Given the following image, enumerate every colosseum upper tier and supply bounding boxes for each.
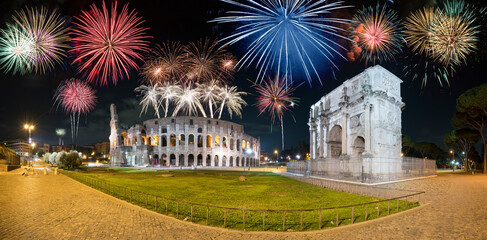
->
[109,104,261,167]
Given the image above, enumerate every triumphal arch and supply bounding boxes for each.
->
[308,65,404,182]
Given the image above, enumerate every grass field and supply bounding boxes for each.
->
[64,168,417,231]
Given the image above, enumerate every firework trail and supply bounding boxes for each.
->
[352,4,404,65]
[217,85,247,119]
[213,0,352,85]
[71,1,150,86]
[253,76,298,149]
[54,79,97,143]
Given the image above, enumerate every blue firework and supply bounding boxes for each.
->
[213,0,353,85]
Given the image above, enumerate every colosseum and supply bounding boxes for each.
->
[109,104,261,167]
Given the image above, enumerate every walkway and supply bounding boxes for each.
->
[0,169,486,239]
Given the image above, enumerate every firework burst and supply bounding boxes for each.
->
[217,85,247,119]
[353,4,404,65]
[54,79,97,143]
[135,84,163,118]
[404,7,437,56]
[253,76,298,149]
[12,7,69,74]
[172,83,207,117]
[0,24,34,74]
[71,1,150,86]
[213,0,352,85]
[429,2,478,67]
[197,80,222,118]
[185,38,233,83]
[141,41,187,84]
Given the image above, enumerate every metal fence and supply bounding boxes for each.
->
[288,157,436,184]
[62,170,424,232]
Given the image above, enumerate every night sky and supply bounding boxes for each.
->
[0,0,485,154]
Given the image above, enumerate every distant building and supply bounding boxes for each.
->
[35,144,50,155]
[50,145,71,153]
[95,142,110,155]
[2,139,32,160]
[0,145,20,171]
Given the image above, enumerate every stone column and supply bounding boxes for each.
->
[341,114,348,155]
[365,103,372,153]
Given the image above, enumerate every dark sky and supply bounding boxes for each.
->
[0,0,485,154]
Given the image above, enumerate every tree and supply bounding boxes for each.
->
[43,153,51,165]
[451,84,487,173]
[57,151,81,169]
[444,128,480,171]
[402,135,415,156]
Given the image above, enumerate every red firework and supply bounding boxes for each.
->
[71,1,150,86]
[253,76,297,123]
[55,79,97,114]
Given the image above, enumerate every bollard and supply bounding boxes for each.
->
[43,167,47,175]
[54,168,58,175]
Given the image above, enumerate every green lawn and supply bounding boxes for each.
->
[64,168,417,231]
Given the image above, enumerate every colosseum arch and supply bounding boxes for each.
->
[197,135,203,147]
[162,154,167,166]
[179,134,186,145]
[170,154,176,165]
[206,154,211,166]
[222,156,227,167]
[222,137,228,148]
[236,156,240,166]
[133,136,137,145]
[162,135,167,147]
[215,136,221,146]
[327,125,342,158]
[230,139,234,150]
[179,154,185,166]
[214,155,219,166]
[237,140,241,151]
[188,154,194,166]
[197,154,203,166]
[242,140,246,150]
[152,135,159,146]
[206,135,212,147]
[170,134,176,147]
[230,156,234,167]
[188,134,195,145]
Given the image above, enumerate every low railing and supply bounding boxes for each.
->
[62,170,423,232]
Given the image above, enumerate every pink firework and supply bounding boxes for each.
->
[56,78,97,114]
[71,1,150,86]
[253,76,298,150]
[254,76,297,122]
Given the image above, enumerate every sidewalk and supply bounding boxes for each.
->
[0,170,486,239]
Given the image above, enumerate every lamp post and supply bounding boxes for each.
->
[24,124,34,143]
[274,149,278,163]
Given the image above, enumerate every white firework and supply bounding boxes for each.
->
[172,83,207,117]
[135,84,163,118]
[197,79,223,118]
[217,85,247,119]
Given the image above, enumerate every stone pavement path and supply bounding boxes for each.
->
[1,170,486,239]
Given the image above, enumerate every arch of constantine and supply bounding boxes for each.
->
[307,65,406,182]
[109,104,261,168]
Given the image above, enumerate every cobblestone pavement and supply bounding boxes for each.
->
[1,170,486,239]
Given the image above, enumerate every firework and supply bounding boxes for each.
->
[217,85,247,119]
[402,52,452,87]
[404,8,437,56]
[160,82,182,118]
[213,0,352,85]
[0,24,34,74]
[354,4,404,65]
[253,76,298,149]
[71,1,150,86]
[185,38,233,83]
[429,2,478,67]
[56,128,66,145]
[141,41,187,84]
[54,79,97,143]
[172,83,207,117]
[135,84,163,118]
[12,7,69,74]
[197,80,222,118]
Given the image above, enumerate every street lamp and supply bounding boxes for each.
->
[274,150,278,163]
[24,124,35,143]
[296,154,301,160]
